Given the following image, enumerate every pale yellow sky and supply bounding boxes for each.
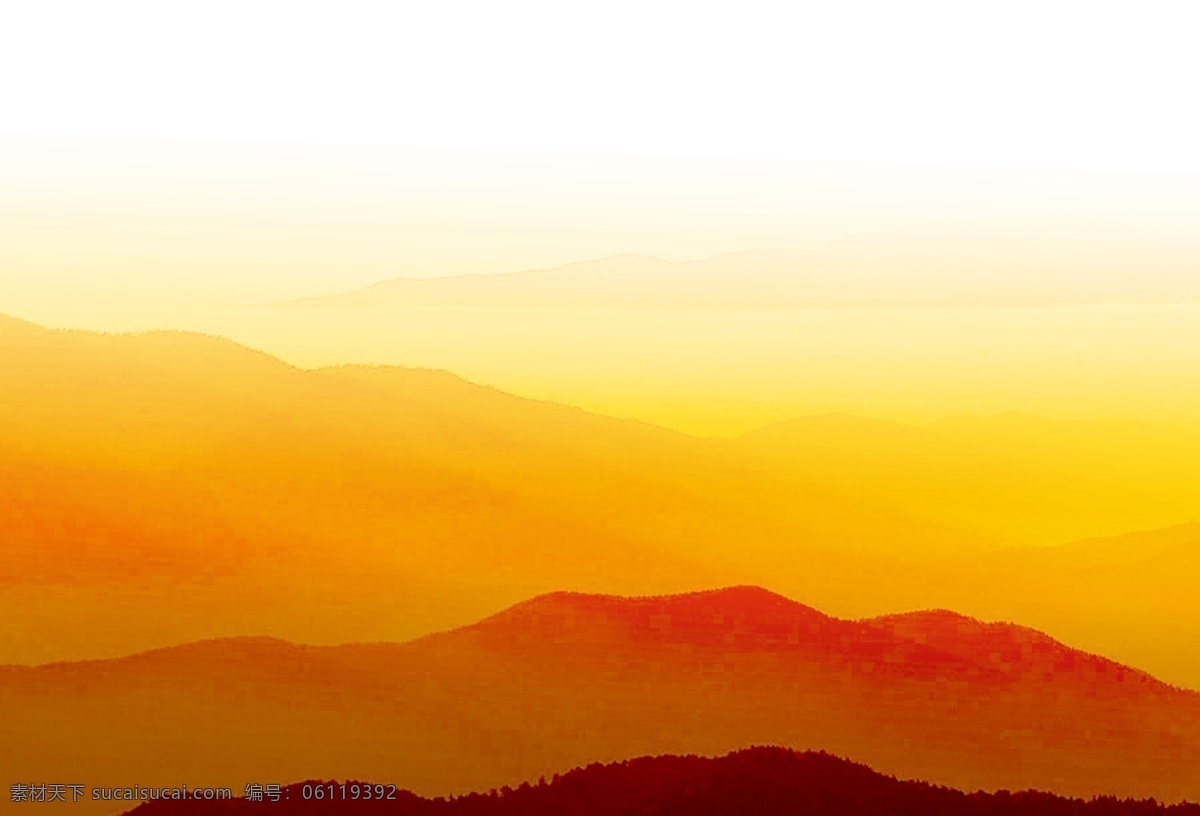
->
[2,1,1200,304]
[2,147,1199,305]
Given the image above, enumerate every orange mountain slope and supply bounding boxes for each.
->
[0,313,968,661]
[818,524,1200,690]
[3,314,1200,689]
[5,588,1199,816]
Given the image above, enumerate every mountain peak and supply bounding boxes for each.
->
[439,587,860,660]
[866,609,1173,691]
[485,585,818,623]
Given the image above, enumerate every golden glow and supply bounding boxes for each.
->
[5,3,1200,808]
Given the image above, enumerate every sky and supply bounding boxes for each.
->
[3,0,1200,304]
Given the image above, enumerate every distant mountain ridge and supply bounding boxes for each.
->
[123,747,1200,816]
[287,234,1200,309]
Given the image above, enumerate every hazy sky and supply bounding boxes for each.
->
[3,0,1199,303]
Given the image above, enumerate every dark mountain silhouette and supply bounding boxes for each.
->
[124,748,1200,816]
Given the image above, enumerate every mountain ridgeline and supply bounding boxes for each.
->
[289,235,1200,309]
[124,748,1200,816]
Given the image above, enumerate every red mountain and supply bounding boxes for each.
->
[5,588,1199,814]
